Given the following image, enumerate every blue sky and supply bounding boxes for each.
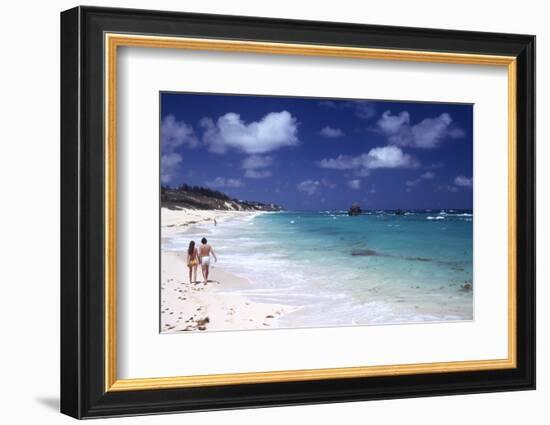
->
[161,92,473,211]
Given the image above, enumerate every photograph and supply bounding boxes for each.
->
[57,4,536,418]
[160,92,474,333]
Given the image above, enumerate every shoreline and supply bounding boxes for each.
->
[161,207,265,238]
[161,208,294,333]
[160,207,473,331]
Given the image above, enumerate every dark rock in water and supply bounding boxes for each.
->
[461,283,473,291]
[348,203,362,216]
[395,209,405,215]
[351,249,379,256]
[406,256,433,262]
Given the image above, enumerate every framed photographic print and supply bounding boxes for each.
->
[60,6,535,419]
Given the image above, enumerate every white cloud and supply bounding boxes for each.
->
[319,146,417,175]
[318,100,376,120]
[160,115,198,183]
[244,169,272,179]
[433,176,471,193]
[353,101,377,120]
[161,153,182,184]
[348,179,361,190]
[454,175,473,187]
[405,171,436,191]
[435,184,459,193]
[377,111,410,135]
[161,114,199,149]
[376,111,464,149]
[205,177,242,188]
[241,154,273,170]
[319,155,357,170]
[367,146,416,168]
[297,179,321,195]
[200,111,299,154]
[412,114,464,148]
[319,126,344,138]
[241,155,273,179]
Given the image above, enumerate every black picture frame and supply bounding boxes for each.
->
[61,5,535,419]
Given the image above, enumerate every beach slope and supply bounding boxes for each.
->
[161,208,292,333]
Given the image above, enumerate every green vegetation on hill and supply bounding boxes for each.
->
[161,184,284,212]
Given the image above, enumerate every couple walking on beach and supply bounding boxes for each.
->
[187,237,217,284]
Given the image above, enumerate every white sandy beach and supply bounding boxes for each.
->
[160,207,293,333]
[161,207,253,238]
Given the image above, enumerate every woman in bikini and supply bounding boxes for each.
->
[186,240,199,284]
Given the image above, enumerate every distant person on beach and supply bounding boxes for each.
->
[186,241,199,284]
[198,237,217,284]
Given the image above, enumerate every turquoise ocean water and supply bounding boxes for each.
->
[163,209,473,327]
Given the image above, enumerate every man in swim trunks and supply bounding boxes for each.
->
[198,237,217,284]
